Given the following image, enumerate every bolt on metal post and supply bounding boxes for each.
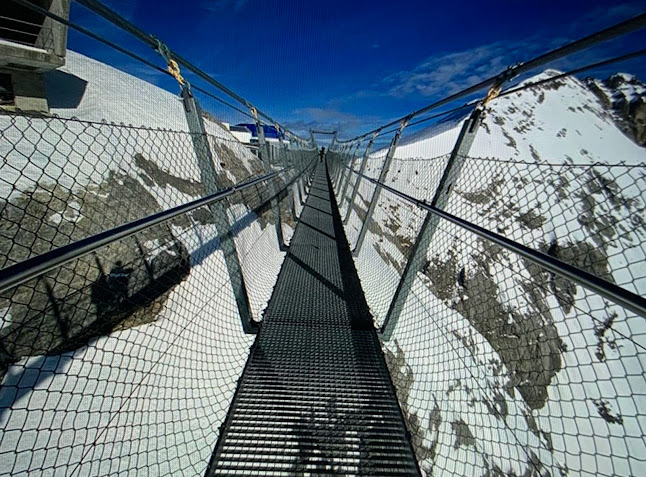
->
[353,118,409,256]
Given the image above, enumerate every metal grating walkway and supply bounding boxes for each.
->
[205,164,421,476]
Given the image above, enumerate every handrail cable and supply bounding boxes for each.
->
[310,130,337,135]
[361,48,646,147]
[343,165,646,321]
[0,169,293,296]
[498,48,646,98]
[345,13,646,142]
[72,0,300,137]
[8,0,259,122]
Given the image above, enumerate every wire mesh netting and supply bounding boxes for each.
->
[329,71,646,476]
[0,109,317,475]
[2,0,646,475]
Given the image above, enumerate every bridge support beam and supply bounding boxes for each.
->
[338,141,360,205]
[337,144,350,189]
[380,105,483,340]
[181,86,257,333]
[310,129,317,150]
[332,145,346,190]
[336,144,349,191]
[353,118,409,256]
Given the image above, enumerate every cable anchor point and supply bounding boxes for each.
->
[152,37,187,87]
[482,62,522,106]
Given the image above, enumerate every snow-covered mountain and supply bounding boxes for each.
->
[585,73,646,146]
[0,51,297,475]
[341,69,646,476]
[1,46,644,477]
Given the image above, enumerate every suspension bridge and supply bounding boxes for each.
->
[1,1,646,476]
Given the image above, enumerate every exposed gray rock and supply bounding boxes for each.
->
[591,398,623,425]
[384,341,439,470]
[423,238,565,410]
[451,419,475,449]
[585,74,646,146]
[0,169,191,373]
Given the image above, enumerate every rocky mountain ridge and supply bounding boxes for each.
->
[585,72,646,146]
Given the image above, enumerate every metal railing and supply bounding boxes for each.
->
[0,109,317,477]
[0,0,645,475]
[0,113,316,476]
[0,13,55,52]
[0,0,318,475]
[328,12,646,476]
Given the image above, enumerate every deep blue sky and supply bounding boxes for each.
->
[68,0,646,140]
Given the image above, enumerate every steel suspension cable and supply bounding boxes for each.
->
[341,165,646,320]
[73,0,298,135]
[345,13,646,142]
[498,48,646,98]
[8,0,258,122]
[0,170,286,296]
[366,49,646,146]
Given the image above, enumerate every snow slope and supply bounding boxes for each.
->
[0,51,294,475]
[339,70,646,476]
[1,51,257,201]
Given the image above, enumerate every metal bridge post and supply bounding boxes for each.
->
[329,131,337,152]
[334,144,346,189]
[180,86,257,333]
[275,123,288,167]
[341,144,351,185]
[344,132,378,224]
[276,127,300,227]
[310,130,317,150]
[336,143,348,190]
[353,118,409,256]
[297,174,305,206]
[339,141,362,208]
[380,105,484,340]
[337,143,350,189]
[252,108,287,251]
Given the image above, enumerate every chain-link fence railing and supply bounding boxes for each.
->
[329,62,646,476]
[0,108,317,475]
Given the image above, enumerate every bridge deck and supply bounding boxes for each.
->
[206,164,420,476]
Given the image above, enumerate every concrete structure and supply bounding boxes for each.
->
[228,124,253,144]
[0,0,71,113]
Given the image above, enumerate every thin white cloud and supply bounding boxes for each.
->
[370,2,644,100]
[381,40,544,99]
[284,107,384,139]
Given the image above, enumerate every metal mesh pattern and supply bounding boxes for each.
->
[0,112,267,268]
[3,2,646,474]
[329,76,646,476]
[445,157,646,294]
[207,165,420,476]
[0,109,317,475]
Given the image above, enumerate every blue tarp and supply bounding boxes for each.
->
[235,123,284,140]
